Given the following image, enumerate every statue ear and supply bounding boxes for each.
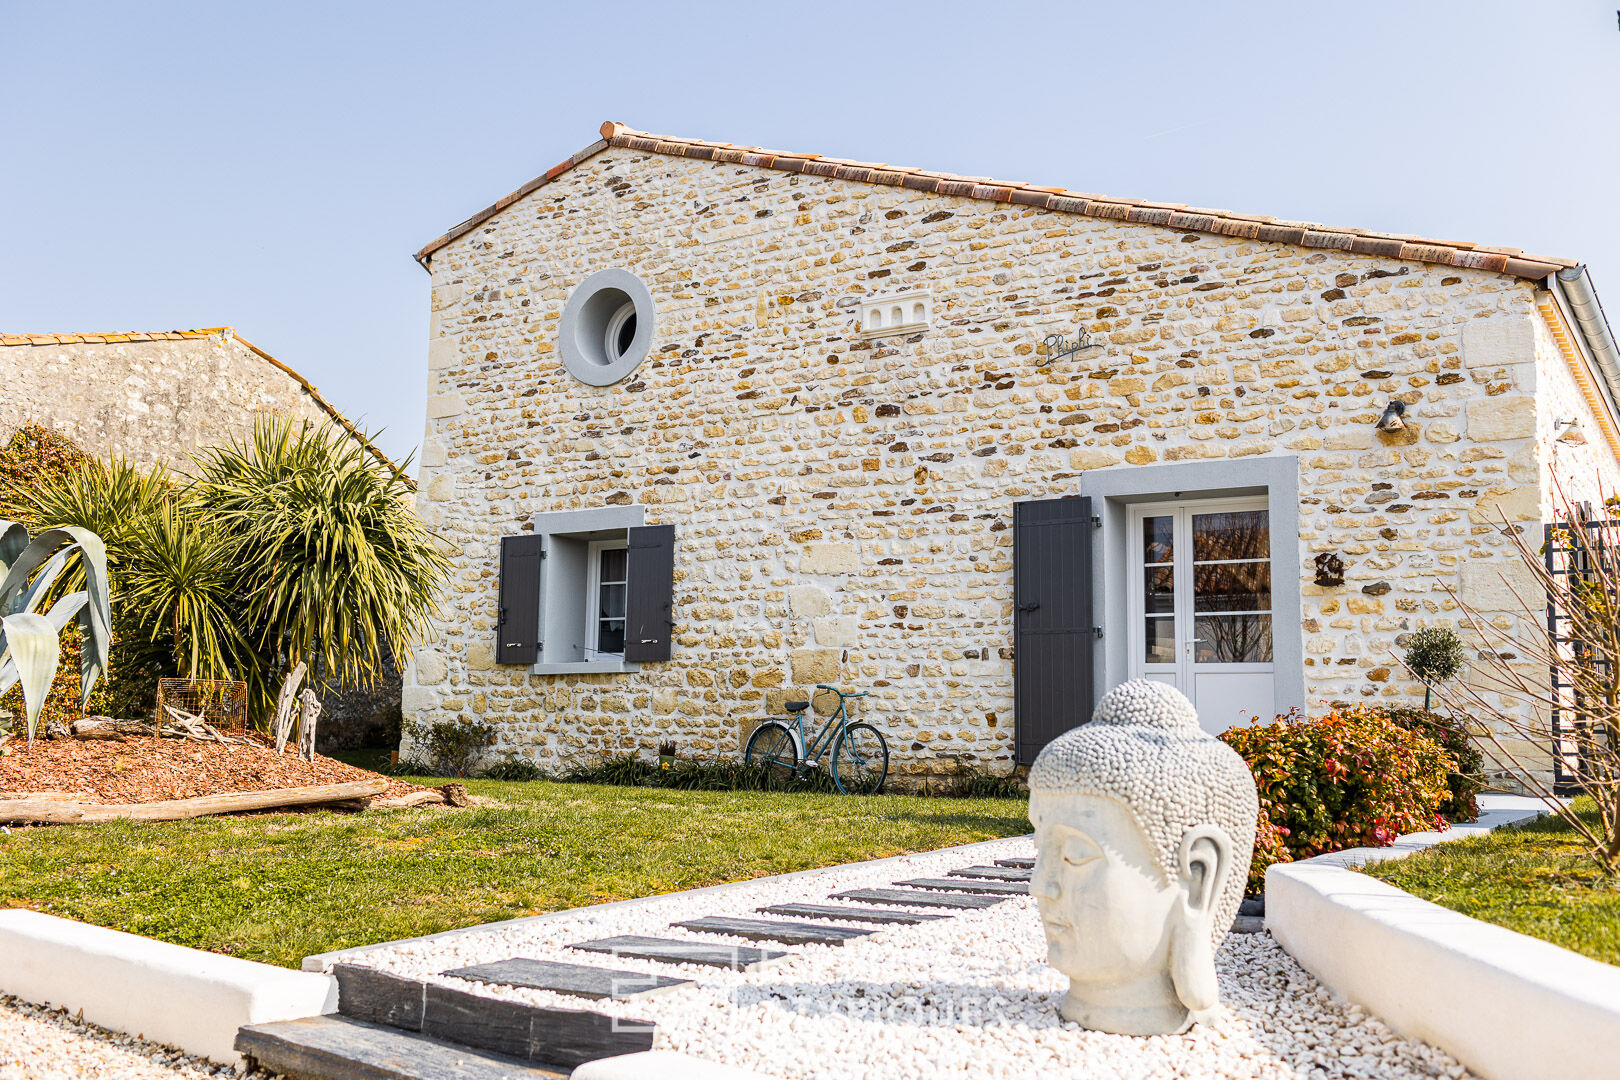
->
[1168,824,1234,1013]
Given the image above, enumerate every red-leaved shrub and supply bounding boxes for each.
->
[1221,705,1456,894]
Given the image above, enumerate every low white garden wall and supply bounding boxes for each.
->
[0,909,336,1064]
[1266,794,1620,1080]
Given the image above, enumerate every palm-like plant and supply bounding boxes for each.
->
[119,501,248,681]
[193,416,446,690]
[0,521,112,743]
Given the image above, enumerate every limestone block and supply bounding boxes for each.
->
[1069,448,1121,471]
[790,648,842,685]
[1466,396,1535,442]
[813,615,859,647]
[412,648,448,685]
[401,686,438,715]
[426,393,466,419]
[1458,559,1543,614]
[428,337,460,370]
[789,585,833,617]
[420,440,447,467]
[1468,485,1540,524]
[425,472,455,502]
[651,688,678,714]
[465,640,496,671]
[1323,427,1376,451]
[801,543,859,575]
[1461,314,1534,369]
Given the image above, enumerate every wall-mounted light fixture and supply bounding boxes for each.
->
[1555,417,1587,445]
[1375,400,1408,433]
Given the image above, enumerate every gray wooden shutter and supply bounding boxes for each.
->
[1013,497,1095,765]
[624,524,675,662]
[497,535,543,665]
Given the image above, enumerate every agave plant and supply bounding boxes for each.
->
[0,521,112,744]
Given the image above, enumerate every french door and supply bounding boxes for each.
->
[1128,497,1274,733]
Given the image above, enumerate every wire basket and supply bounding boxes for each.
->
[154,678,250,732]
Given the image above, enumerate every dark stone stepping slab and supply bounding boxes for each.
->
[335,963,427,1030]
[674,915,873,946]
[569,934,788,971]
[996,857,1035,869]
[948,865,1033,881]
[332,963,655,1069]
[831,887,1004,909]
[895,877,1029,896]
[237,1015,570,1079]
[445,958,692,1001]
[758,902,950,925]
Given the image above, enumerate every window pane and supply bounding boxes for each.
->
[1193,562,1271,613]
[1193,614,1272,663]
[1192,510,1268,562]
[598,582,626,620]
[1142,515,1173,565]
[1145,566,1175,614]
[599,547,628,583]
[1144,616,1175,664]
[597,619,625,655]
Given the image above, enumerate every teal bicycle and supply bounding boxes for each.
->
[744,684,889,795]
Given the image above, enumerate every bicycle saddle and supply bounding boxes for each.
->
[784,700,810,712]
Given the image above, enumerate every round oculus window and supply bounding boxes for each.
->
[558,269,655,386]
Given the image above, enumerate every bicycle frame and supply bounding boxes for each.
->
[783,688,851,765]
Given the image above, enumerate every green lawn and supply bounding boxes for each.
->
[1365,799,1620,967]
[0,775,1029,968]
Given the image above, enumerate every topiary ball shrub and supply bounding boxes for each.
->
[1221,705,1457,887]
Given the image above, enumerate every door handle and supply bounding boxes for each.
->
[1018,602,1041,613]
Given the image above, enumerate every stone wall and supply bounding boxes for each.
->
[0,330,335,473]
[406,147,1620,780]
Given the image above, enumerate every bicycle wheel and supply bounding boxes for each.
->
[831,722,888,795]
[744,721,800,786]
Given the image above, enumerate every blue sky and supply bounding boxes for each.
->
[4,1,1617,470]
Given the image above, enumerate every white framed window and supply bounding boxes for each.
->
[585,539,629,659]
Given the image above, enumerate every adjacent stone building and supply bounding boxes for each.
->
[0,326,395,475]
[405,121,1620,783]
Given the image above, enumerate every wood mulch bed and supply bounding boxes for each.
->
[0,732,425,804]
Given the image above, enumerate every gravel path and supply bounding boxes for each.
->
[335,837,1477,1080]
[0,995,266,1080]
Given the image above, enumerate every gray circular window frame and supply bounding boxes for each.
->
[558,268,657,387]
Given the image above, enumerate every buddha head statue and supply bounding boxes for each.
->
[1028,680,1258,1036]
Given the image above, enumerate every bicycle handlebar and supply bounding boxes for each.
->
[814,684,869,698]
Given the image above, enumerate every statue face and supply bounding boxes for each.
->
[1030,792,1181,988]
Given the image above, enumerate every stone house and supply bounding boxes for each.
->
[405,121,1620,782]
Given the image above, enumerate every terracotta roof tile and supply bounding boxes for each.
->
[412,122,1584,281]
[0,327,408,485]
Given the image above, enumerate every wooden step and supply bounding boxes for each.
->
[673,915,872,946]
[893,877,1029,896]
[757,902,949,925]
[236,1015,570,1080]
[948,865,1033,882]
[445,958,691,1001]
[569,934,788,971]
[995,857,1035,869]
[332,963,655,1069]
[830,888,1004,910]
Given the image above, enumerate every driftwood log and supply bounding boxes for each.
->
[71,717,153,741]
[373,789,447,809]
[273,663,308,754]
[0,778,389,825]
[296,688,321,763]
